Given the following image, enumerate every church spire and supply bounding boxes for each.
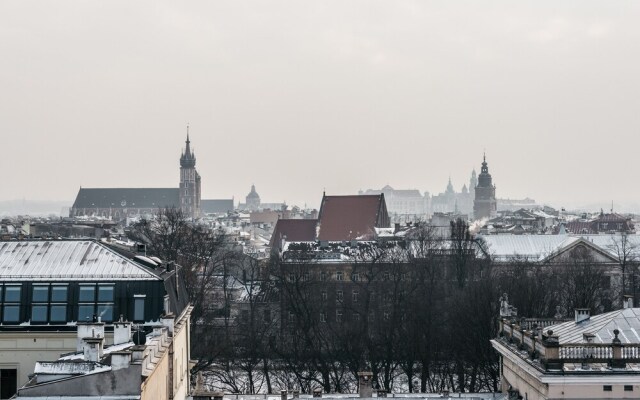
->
[180,126,196,168]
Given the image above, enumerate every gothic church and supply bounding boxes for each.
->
[70,134,202,219]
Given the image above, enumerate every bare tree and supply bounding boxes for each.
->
[608,233,640,305]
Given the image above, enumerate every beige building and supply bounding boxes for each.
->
[492,304,640,400]
[0,239,192,399]
[14,305,192,400]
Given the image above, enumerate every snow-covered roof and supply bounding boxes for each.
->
[59,342,135,361]
[0,240,161,281]
[546,308,640,344]
[478,234,640,262]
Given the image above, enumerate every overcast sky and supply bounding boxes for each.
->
[1,1,639,210]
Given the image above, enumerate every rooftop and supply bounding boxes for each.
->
[0,240,160,281]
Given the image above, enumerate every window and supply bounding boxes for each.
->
[320,271,327,281]
[624,385,633,392]
[336,271,343,281]
[351,273,360,282]
[603,385,612,392]
[336,309,343,323]
[353,312,360,321]
[2,285,21,323]
[320,312,326,323]
[29,284,67,323]
[303,272,310,282]
[78,284,114,322]
[288,311,295,323]
[352,291,359,302]
[383,311,390,321]
[321,291,327,301]
[134,295,146,322]
[383,272,390,281]
[0,368,17,399]
[288,273,295,282]
[336,291,343,302]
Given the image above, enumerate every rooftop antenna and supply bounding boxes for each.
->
[611,200,614,213]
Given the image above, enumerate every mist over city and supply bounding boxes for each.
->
[1,2,640,400]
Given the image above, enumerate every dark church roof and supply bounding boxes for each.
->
[317,195,390,241]
[270,219,318,247]
[201,199,235,214]
[71,188,179,209]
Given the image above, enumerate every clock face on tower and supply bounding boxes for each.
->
[121,200,127,207]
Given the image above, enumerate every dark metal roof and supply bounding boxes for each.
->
[71,188,179,209]
[270,219,318,247]
[201,199,234,214]
[317,195,390,241]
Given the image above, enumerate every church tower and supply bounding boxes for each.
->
[469,169,478,195]
[179,130,201,218]
[473,154,497,220]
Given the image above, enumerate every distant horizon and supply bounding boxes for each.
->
[1,2,638,212]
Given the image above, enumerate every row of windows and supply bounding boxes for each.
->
[321,290,359,302]
[289,271,412,282]
[320,290,405,303]
[0,283,146,324]
[316,310,392,323]
[603,385,633,391]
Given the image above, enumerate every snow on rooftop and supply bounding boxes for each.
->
[0,241,160,281]
[59,341,135,361]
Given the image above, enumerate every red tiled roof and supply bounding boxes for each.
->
[596,213,629,222]
[565,221,596,234]
[317,195,390,241]
[269,219,318,247]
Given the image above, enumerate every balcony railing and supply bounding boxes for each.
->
[497,317,640,370]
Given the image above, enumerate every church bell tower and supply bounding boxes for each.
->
[179,129,201,218]
[473,153,497,220]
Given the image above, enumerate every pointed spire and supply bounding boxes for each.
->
[180,125,196,168]
[185,125,192,156]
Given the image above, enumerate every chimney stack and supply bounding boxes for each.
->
[111,351,132,370]
[357,372,373,398]
[575,308,590,324]
[113,315,132,345]
[82,336,104,362]
[624,295,634,309]
[76,320,105,351]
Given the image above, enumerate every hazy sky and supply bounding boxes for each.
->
[1,1,639,210]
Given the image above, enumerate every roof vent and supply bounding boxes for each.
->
[575,308,590,324]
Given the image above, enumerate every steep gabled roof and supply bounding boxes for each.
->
[317,195,390,241]
[270,219,318,247]
[72,188,179,209]
[0,240,161,281]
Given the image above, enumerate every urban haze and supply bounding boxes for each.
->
[1,1,639,212]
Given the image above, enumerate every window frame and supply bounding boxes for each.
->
[78,283,115,322]
[2,284,22,323]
